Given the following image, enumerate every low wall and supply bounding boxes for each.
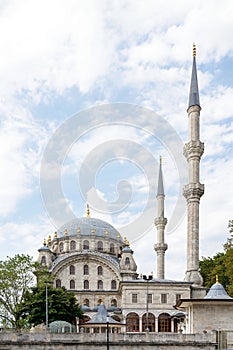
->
[0,331,217,350]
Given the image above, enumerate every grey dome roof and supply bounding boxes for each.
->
[204,282,232,300]
[122,246,132,253]
[57,217,123,242]
[38,245,51,252]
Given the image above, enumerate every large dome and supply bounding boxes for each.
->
[57,217,123,242]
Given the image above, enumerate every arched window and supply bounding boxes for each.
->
[142,312,155,332]
[83,298,90,307]
[83,240,89,250]
[83,264,89,275]
[84,280,89,290]
[41,256,46,265]
[97,280,103,290]
[158,313,171,332]
[70,240,76,251]
[110,243,115,253]
[97,241,103,251]
[56,279,61,288]
[125,257,130,265]
[70,265,75,275]
[111,280,117,290]
[126,312,139,332]
[111,299,117,307]
[59,242,64,252]
[97,266,103,275]
[70,280,75,289]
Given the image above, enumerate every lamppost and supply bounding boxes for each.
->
[45,281,53,330]
[106,315,110,350]
[45,282,49,330]
[143,274,153,332]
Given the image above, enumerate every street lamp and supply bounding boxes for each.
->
[106,315,110,350]
[45,281,53,330]
[143,274,153,332]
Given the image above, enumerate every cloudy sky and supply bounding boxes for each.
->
[0,0,233,280]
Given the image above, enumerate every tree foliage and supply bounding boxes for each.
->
[0,254,36,328]
[21,285,83,327]
[199,220,233,296]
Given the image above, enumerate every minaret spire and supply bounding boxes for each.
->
[188,44,200,109]
[154,157,167,279]
[183,45,204,285]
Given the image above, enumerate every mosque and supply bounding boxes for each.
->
[37,46,233,336]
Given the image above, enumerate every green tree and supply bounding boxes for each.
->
[199,252,228,288]
[21,285,83,326]
[199,220,233,296]
[0,254,36,328]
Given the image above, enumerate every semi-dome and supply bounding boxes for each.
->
[57,217,123,242]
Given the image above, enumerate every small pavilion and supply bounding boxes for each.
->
[81,303,125,333]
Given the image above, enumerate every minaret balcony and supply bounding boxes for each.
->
[154,217,167,228]
[183,141,204,160]
[154,243,168,253]
[183,183,204,201]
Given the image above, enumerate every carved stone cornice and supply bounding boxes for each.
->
[154,243,168,253]
[154,217,167,227]
[187,105,201,114]
[183,140,204,160]
[183,183,204,201]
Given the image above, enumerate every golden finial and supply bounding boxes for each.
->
[160,155,162,165]
[105,229,109,236]
[193,43,196,57]
[140,273,142,279]
[54,231,57,238]
[117,232,121,239]
[43,238,46,246]
[216,275,219,284]
[77,227,81,234]
[47,235,51,243]
[91,228,95,235]
[64,229,68,235]
[86,203,90,218]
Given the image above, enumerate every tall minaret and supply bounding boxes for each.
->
[183,45,204,285]
[154,157,168,279]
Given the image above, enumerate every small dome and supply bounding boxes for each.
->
[122,246,132,253]
[57,217,123,242]
[204,282,232,299]
[38,245,51,252]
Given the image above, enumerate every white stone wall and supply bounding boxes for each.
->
[187,303,233,334]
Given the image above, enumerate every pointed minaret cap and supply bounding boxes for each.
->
[157,156,165,196]
[188,44,200,109]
